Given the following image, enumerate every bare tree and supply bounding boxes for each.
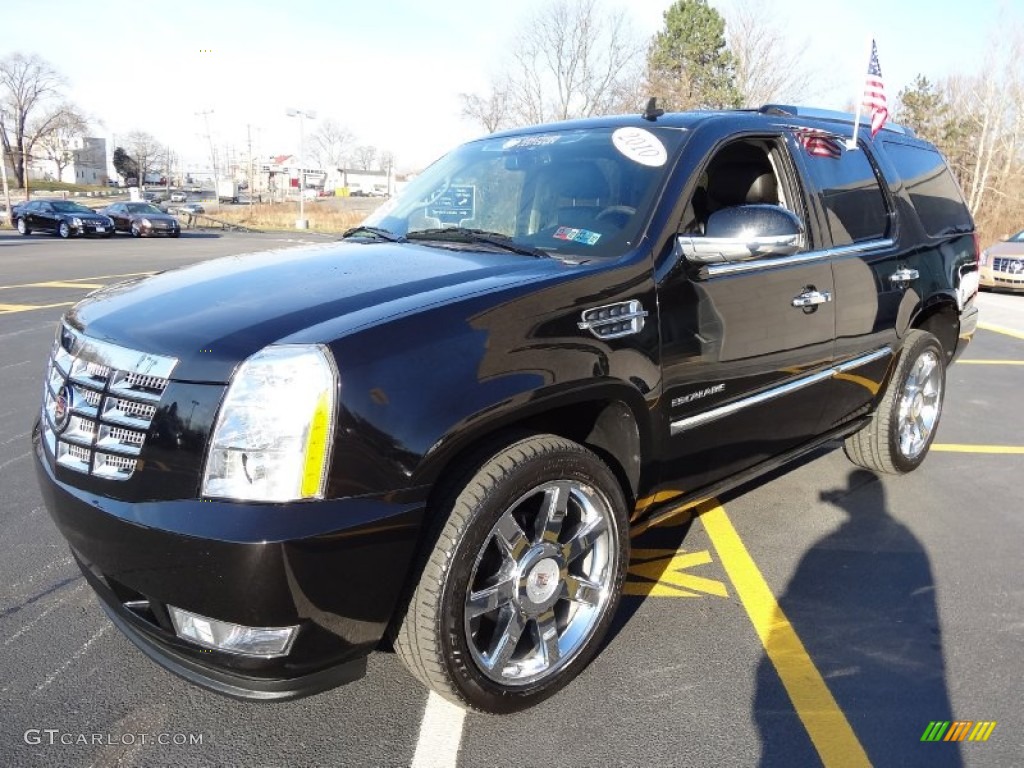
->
[122,130,162,186]
[724,0,812,106]
[462,0,644,131]
[351,145,377,171]
[0,52,67,189]
[34,104,88,183]
[460,85,511,133]
[310,119,354,169]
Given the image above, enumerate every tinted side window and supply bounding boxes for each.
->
[882,141,973,236]
[797,140,889,246]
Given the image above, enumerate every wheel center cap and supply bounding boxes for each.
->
[525,558,561,604]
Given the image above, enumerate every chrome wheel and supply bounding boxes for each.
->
[58,221,71,238]
[464,478,617,686]
[897,349,942,460]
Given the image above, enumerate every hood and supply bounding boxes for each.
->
[68,241,560,382]
[985,240,1024,258]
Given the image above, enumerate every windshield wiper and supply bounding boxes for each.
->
[341,225,406,242]
[406,227,548,258]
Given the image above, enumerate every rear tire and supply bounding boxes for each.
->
[843,330,946,474]
[394,434,628,713]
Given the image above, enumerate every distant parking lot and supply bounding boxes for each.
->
[1,232,1021,767]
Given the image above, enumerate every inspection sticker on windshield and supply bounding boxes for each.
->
[612,127,667,167]
[554,227,601,245]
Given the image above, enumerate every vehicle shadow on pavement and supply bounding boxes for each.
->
[753,469,962,767]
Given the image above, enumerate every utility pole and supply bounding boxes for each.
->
[196,110,219,189]
[0,109,12,226]
[247,124,254,212]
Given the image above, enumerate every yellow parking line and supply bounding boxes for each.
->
[957,359,1024,365]
[931,444,1024,454]
[978,321,1024,341]
[701,504,871,768]
[28,281,105,289]
[0,301,75,314]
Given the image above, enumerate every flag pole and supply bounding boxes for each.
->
[846,35,874,150]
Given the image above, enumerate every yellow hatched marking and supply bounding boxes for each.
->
[625,548,728,598]
[0,271,153,291]
[28,281,105,289]
[0,301,75,314]
[931,444,1024,454]
[701,503,871,768]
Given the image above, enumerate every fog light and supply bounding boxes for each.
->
[168,606,298,657]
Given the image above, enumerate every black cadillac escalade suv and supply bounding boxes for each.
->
[33,105,979,713]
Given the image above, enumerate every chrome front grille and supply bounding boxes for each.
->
[992,257,1024,274]
[41,323,177,481]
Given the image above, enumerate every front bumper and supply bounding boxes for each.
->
[75,221,112,236]
[33,429,427,701]
[980,263,1024,291]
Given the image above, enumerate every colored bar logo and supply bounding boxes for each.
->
[921,721,997,742]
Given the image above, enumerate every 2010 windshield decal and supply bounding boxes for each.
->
[612,128,668,167]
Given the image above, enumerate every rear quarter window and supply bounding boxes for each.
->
[797,139,889,246]
[882,141,973,236]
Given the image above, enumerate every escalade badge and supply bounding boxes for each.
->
[52,384,74,434]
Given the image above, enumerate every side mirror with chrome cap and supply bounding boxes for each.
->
[679,204,804,264]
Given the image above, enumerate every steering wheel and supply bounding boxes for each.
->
[594,205,637,225]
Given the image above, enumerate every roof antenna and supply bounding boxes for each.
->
[642,97,664,122]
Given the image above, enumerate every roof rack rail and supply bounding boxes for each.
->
[758,104,915,137]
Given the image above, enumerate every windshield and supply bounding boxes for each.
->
[364,125,686,258]
[51,201,93,213]
[1009,230,1024,243]
[125,203,162,214]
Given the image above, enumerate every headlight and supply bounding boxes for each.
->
[71,217,83,226]
[141,217,152,227]
[201,345,338,502]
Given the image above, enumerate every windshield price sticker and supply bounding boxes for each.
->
[426,185,476,224]
[612,127,668,167]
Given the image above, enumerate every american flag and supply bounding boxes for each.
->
[863,39,888,136]
[795,129,842,159]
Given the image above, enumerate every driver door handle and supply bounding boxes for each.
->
[791,289,832,308]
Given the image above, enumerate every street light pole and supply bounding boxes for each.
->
[286,108,316,229]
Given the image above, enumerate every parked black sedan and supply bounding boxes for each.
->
[14,200,115,238]
[100,202,181,237]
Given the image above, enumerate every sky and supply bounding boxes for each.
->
[5,0,1012,175]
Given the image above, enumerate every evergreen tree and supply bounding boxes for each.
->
[647,0,741,110]
[112,146,138,184]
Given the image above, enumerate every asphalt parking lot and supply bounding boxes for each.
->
[1,229,1021,767]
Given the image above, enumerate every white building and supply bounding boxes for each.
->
[29,136,108,185]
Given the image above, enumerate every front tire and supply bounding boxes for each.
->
[844,330,946,474]
[58,221,71,239]
[395,434,628,713]
[16,217,30,235]
[130,222,141,237]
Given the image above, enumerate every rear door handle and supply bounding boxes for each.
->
[791,289,832,308]
[889,268,920,288]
